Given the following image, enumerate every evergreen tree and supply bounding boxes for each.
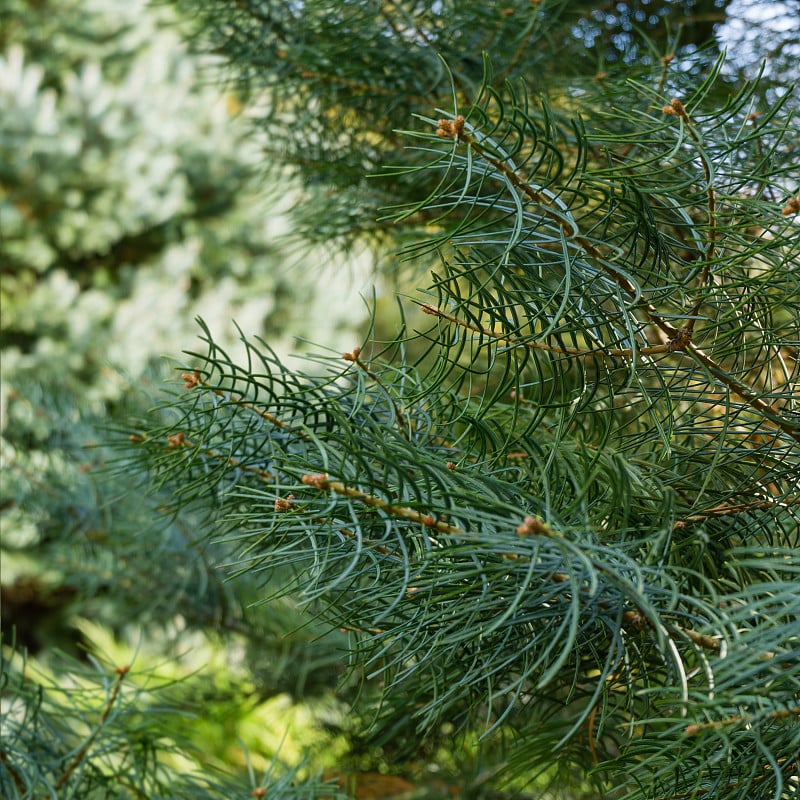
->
[4,1,799,798]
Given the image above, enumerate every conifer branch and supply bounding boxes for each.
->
[181,371,294,432]
[437,115,683,344]
[435,115,800,444]
[673,496,798,530]
[297,474,727,654]
[117,10,799,793]
[660,98,718,336]
[133,430,275,482]
[684,342,800,443]
[300,473,463,535]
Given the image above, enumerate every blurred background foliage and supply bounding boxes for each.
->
[1,0,798,798]
[0,0,371,793]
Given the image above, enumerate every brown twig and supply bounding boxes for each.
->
[674,496,798,530]
[440,119,684,346]
[420,302,677,358]
[684,342,800,443]
[54,665,130,791]
[0,748,26,795]
[685,705,800,737]
[343,347,411,442]
[301,472,463,535]
[661,99,718,336]
[299,474,724,652]
[181,371,292,432]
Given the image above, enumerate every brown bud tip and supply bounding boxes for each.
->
[181,370,201,389]
[502,6,515,15]
[781,196,800,216]
[115,664,130,675]
[422,514,437,527]
[436,115,465,139]
[517,515,547,536]
[167,432,185,447]
[662,53,675,64]
[252,790,267,798]
[685,724,701,737]
[301,472,329,490]
[662,104,676,115]
[446,461,457,470]
[274,496,294,512]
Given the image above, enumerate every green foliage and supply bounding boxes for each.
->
[128,2,800,798]
[172,0,771,251]
[0,641,345,799]
[1,0,367,795]
[3,1,800,799]
[0,0,367,392]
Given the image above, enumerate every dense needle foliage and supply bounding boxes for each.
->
[127,1,800,797]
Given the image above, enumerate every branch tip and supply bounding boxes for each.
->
[436,115,465,139]
[302,472,330,490]
[181,370,201,389]
[781,196,800,216]
[517,515,551,536]
[274,494,295,512]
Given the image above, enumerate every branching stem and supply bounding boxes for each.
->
[299,474,724,653]
[420,302,676,358]
[182,371,292,430]
[53,665,129,791]
[301,472,463,534]
[435,121,800,443]
[685,705,800,737]
[453,125,683,344]
[674,496,798,530]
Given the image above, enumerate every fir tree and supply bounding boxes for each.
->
[4,1,799,799]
